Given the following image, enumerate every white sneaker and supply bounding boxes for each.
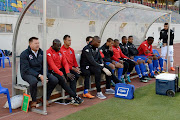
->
[105,88,115,94]
[96,92,106,99]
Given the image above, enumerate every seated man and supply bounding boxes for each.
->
[112,39,135,83]
[47,39,83,105]
[136,37,158,78]
[80,36,112,99]
[60,35,80,93]
[100,38,123,81]
[20,37,58,108]
[86,36,120,88]
[127,36,151,82]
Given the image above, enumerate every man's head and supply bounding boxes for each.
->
[29,37,39,52]
[128,36,133,43]
[52,39,61,52]
[122,36,128,44]
[63,35,71,47]
[106,38,114,47]
[164,23,168,30]
[147,37,154,45]
[86,36,93,44]
[113,39,120,48]
[91,36,101,48]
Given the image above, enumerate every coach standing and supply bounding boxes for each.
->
[159,23,175,71]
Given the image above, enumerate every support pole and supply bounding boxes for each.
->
[42,0,47,115]
[166,13,171,72]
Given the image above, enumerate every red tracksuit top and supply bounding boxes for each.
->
[60,45,79,70]
[47,47,70,76]
[137,40,153,56]
[111,46,129,62]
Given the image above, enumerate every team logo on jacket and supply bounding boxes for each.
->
[70,50,72,54]
[117,87,129,97]
[29,54,33,60]
[59,53,62,56]
[47,53,51,56]
[85,49,89,52]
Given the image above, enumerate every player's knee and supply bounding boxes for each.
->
[109,63,115,70]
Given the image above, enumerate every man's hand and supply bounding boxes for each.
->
[67,73,75,81]
[39,75,48,84]
[72,67,81,74]
[130,56,134,60]
[102,67,112,76]
[163,43,167,47]
[145,50,150,54]
[119,60,124,64]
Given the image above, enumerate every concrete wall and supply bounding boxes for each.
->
[0,14,18,51]
[0,14,180,54]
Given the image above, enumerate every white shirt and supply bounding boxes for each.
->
[31,50,38,57]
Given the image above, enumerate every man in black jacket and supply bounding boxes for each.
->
[100,38,124,82]
[120,36,149,82]
[80,36,112,99]
[159,23,175,71]
[128,36,151,82]
[20,37,58,108]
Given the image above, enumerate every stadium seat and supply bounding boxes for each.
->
[0,83,12,113]
[0,49,11,68]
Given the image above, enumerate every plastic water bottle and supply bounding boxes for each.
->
[157,40,162,48]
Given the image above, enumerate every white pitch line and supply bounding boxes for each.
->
[0,111,23,120]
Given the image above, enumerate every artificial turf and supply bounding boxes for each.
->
[59,83,180,120]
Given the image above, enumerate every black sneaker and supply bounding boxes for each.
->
[76,96,84,104]
[140,77,148,83]
[71,97,80,106]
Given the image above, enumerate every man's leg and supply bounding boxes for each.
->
[81,67,95,99]
[89,66,106,99]
[52,72,76,97]
[22,75,39,102]
[47,74,59,100]
[161,46,167,68]
[70,70,80,93]
[169,45,175,71]
[59,68,77,93]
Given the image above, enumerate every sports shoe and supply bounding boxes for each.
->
[83,93,95,99]
[144,76,151,81]
[155,71,160,75]
[127,76,131,83]
[76,96,84,104]
[140,77,148,83]
[96,92,106,99]
[70,97,80,106]
[105,88,115,94]
[160,70,166,73]
[121,78,125,83]
[171,67,175,71]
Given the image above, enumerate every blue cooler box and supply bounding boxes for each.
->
[115,83,135,99]
[156,73,176,95]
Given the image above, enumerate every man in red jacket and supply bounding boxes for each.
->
[112,39,135,83]
[135,37,158,77]
[60,35,80,93]
[47,39,83,105]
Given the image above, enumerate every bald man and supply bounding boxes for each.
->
[80,36,112,99]
[47,39,83,105]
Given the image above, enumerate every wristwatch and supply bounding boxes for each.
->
[38,74,42,78]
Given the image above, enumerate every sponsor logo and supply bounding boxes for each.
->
[117,87,129,97]
[29,54,33,60]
